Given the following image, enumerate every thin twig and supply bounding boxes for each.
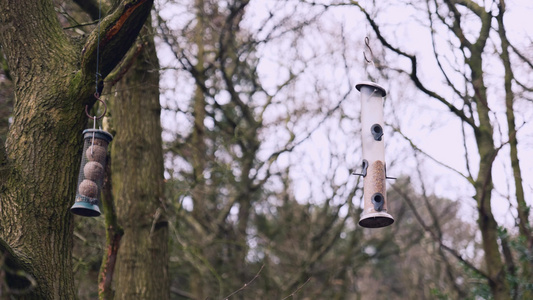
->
[281,278,311,300]
[63,20,100,30]
[389,125,474,184]
[223,265,264,300]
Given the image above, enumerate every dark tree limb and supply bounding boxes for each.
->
[441,0,473,49]
[80,0,154,89]
[0,240,35,295]
[509,43,533,70]
[105,40,145,87]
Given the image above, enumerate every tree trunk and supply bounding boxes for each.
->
[496,3,532,298]
[189,1,209,296]
[0,2,85,298]
[470,53,510,300]
[109,23,169,299]
[0,0,153,298]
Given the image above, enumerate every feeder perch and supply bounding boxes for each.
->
[356,81,394,228]
[71,129,113,217]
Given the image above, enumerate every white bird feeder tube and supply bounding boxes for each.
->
[356,81,394,228]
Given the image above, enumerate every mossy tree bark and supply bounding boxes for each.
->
[107,22,169,299]
[0,0,153,298]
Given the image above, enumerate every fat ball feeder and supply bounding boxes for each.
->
[354,81,394,228]
[71,96,113,217]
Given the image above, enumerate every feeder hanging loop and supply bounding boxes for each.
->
[85,93,107,120]
[363,36,375,65]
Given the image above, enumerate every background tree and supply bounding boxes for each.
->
[330,0,533,299]
[106,19,169,300]
[156,0,368,297]
[154,0,478,298]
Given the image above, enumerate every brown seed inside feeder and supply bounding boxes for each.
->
[84,161,104,181]
[79,179,98,198]
[86,145,106,163]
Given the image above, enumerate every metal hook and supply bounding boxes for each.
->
[85,93,107,120]
[363,36,375,65]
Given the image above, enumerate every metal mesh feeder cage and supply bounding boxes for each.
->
[356,81,394,228]
[71,129,113,217]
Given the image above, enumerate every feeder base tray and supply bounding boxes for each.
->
[359,212,394,228]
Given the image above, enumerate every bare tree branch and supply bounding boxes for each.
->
[425,0,468,101]
[390,125,474,184]
[460,120,474,179]
[391,184,489,280]
[351,1,478,130]
[223,265,264,300]
[281,278,311,300]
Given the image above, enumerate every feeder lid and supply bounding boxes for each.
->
[355,81,387,97]
[83,129,113,142]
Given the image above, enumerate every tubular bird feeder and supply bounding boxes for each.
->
[71,129,113,217]
[71,94,112,217]
[356,81,394,228]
